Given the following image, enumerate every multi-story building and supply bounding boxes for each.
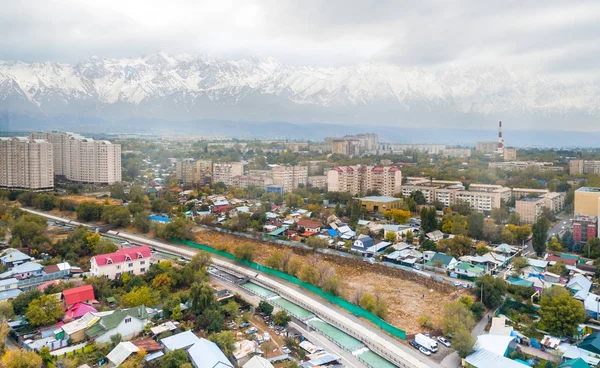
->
[231,175,273,189]
[212,162,243,186]
[265,184,284,195]
[569,160,585,175]
[541,192,565,213]
[307,175,327,189]
[476,141,498,153]
[504,148,517,161]
[574,187,600,218]
[30,131,121,184]
[90,246,151,279]
[488,161,563,172]
[515,197,546,224]
[332,138,361,156]
[456,185,512,212]
[327,166,401,196]
[377,143,446,155]
[574,215,598,243]
[442,148,472,158]
[0,137,54,190]
[175,159,211,186]
[569,160,600,175]
[512,188,549,200]
[272,165,308,192]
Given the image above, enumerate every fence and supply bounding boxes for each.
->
[172,238,407,340]
[17,270,70,289]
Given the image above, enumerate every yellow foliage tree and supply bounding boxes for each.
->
[2,349,43,368]
[384,209,411,224]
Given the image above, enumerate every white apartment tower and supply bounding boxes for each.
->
[30,131,121,184]
[272,165,308,192]
[212,162,244,186]
[176,158,212,185]
[0,137,54,190]
[327,166,402,196]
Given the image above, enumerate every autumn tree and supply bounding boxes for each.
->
[384,209,411,224]
[299,265,319,285]
[121,286,159,308]
[209,331,236,357]
[25,294,65,327]
[273,310,292,327]
[1,349,43,368]
[233,244,255,261]
[539,287,586,336]
[474,275,507,308]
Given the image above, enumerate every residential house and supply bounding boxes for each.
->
[489,316,513,336]
[62,284,95,308]
[86,306,149,343]
[426,230,444,242]
[62,311,108,343]
[0,278,21,301]
[0,261,43,279]
[465,349,529,368]
[106,342,140,367]
[64,303,98,322]
[0,249,32,267]
[90,246,151,279]
[383,225,418,242]
[494,243,517,255]
[425,252,458,270]
[352,236,375,255]
[243,356,274,368]
[579,332,600,356]
[544,271,562,284]
[506,278,535,288]
[161,330,233,368]
[567,275,592,300]
[336,225,356,240]
[559,343,600,367]
[364,241,393,256]
[384,248,423,267]
[453,262,485,279]
[559,358,591,368]
[297,219,322,233]
[584,293,600,319]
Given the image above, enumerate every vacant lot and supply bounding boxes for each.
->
[63,195,119,205]
[193,229,464,334]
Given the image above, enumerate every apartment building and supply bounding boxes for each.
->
[327,166,402,196]
[503,148,517,161]
[212,162,243,186]
[574,187,600,218]
[272,165,308,192]
[488,161,563,172]
[542,192,565,213]
[90,246,151,279]
[331,138,361,156]
[569,160,600,175]
[512,188,549,199]
[0,137,54,190]
[515,197,546,224]
[231,175,273,189]
[443,148,472,158]
[30,131,121,184]
[476,141,498,153]
[377,143,446,154]
[307,175,327,189]
[573,215,598,243]
[175,159,211,185]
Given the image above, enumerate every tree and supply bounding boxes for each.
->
[190,282,216,314]
[491,207,509,224]
[198,308,224,332]
[221,300,239,317]
[152,273,173,293]
[411,190,427,205]
[110,333,122,349]
[548,261,568,277]
[532,217,550,256]
[441,301,475,335]
[420,207,438,233]
[561,230,575,252]
[265,252,283,270]
[539,287,586,336]
[453,328,475,358]
[273,310,292,327]
[160,349,190,368]
[209,331,236,357]
[384,209,411,224]
[468,212,485,240]
[470,302,485,318]
[76,201,104,221]
[110,183,126,199]
[233,244,255,261]
[508,212,521,225]
[548,237,562,251]
[511,257,529,272]
[299,265,319,285]
[39,346,53,366]
[384,231,397,243]
[25,294,65,327]
[1,349,43,368]
[133,212,151,233]
[12,289,41,315]
[359,293,376,312]
[258,301,274,316]
[418,315,433,329]
[0,319,9,353]
[121,286,159,308]
[474,275,506,308]
[172,305,182,321]
[157,218,193,240]
[11,216,47,250]
[306,236,329,250]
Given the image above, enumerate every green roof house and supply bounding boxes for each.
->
[559,358,591,368]
[579,332,600,355]
[453,262,485,279]
[86,305,149,344]
[425,252,457,270]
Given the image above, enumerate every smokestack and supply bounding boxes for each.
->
[497,121,504,153]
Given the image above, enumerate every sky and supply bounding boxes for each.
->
[2,0,600,79]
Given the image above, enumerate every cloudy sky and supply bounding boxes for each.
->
[2,0,600,79]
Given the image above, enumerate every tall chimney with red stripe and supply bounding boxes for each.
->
[497,121,504,154]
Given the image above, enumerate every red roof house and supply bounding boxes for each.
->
[297,219,323,233]
[64,302,98,322]
[62,284,96,308]
[90,246,152,279]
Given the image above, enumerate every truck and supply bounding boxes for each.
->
[415,333,438,353]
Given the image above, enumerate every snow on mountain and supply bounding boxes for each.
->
[0,52,599,126]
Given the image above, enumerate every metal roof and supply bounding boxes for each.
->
[466,349,528,368]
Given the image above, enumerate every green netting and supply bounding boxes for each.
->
[172,239,407,340]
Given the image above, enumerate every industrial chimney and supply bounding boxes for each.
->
[497,121,504,154]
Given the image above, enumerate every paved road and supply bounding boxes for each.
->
[524,212,571,255]
[24,208,439,368]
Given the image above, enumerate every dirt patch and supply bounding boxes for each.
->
[62,195,119,205]
[193,230,466,334]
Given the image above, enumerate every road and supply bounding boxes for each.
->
[524,212,571,255]
[24,207,439,368]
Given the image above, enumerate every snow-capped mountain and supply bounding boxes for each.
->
[1,52,599,129]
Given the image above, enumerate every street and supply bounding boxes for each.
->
[524,212,571,255]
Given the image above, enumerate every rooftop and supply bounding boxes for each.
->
[576,187,600,193]
[357,196,401,203]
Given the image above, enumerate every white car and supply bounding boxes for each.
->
[437,336,451,347]
[282,347,292,354]
[419,347,431,356]
[453,281,462,287]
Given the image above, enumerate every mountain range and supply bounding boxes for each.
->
[1,52,599,136]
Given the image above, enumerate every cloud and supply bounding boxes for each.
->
[0,0,599,78]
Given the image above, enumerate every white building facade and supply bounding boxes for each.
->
[0,137,54,190]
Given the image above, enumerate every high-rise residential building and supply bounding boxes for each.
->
[573,215,598,243]
[377,143,446,154]
[574,187,600,218]
[331,138,361,156]
[0,137,54,190]
[570,160,584,175]
[176,158,211,185]
[231,175,273,189]
[515,197,546,224]
[327,166,401,196]
[476,141,498,153]
[569,160,600,175]
[504,148,517,161]
[443,148,472,158]
[30,131,121,184]
[212,162,243,186]
[488,161,563,172]
[307,175,327,189]
[272,165,308,192]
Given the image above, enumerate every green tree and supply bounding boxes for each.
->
[221,300,239,317]
[76,201,104,221]
[548,237,562,251]
[258,301,274,316]
[532,217,550,256]
[420,207,438,233]
[25,294,65,327]
[198,308,224,332]
[306,237,329,250]
[189,282,216,314]
[11,216,47,250]
[511,257,529,272]
[172,305,182,321]
[109,183,126,199]
[468,212,485,240]
[508,212,521,225]
[548,261,568,277]
[299,265,319,285]
[12,289,41,315]
[561,230,575,252]
[157,218,193,240]
[359,293,376,312]
[453,328,475,358]
[209,331,236,357]
[474,275,507,308]
[539,287,586,336]
[470,302,485,318]
[273,310,292,327]
[110,333,122,349]
[160,349,190,368]
[133,212,151,233]
[442,301,476,335]
[233,244,255,261]
[121,286,159,308]
[411,190,427,205]
[265,252,283,270]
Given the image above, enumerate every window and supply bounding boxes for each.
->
[129,263,134,267]
[116,265,121,270]
[140,261,145,265]
[140,268,146,273]
[125,318,132,323]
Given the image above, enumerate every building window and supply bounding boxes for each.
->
[140,261,145,265]
[128,263,134,267]
[125,318,132,323]
[116,265,121,270]
[140,268,145,273]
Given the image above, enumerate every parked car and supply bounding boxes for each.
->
[409,341,420,350]
[239,322,249,328]
[437,336,451,347]
[282,347,291,354]
[245,327,258,334]
[453,281,462,287]
[419,347,431,356]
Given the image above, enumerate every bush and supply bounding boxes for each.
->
[418,315,433,328]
